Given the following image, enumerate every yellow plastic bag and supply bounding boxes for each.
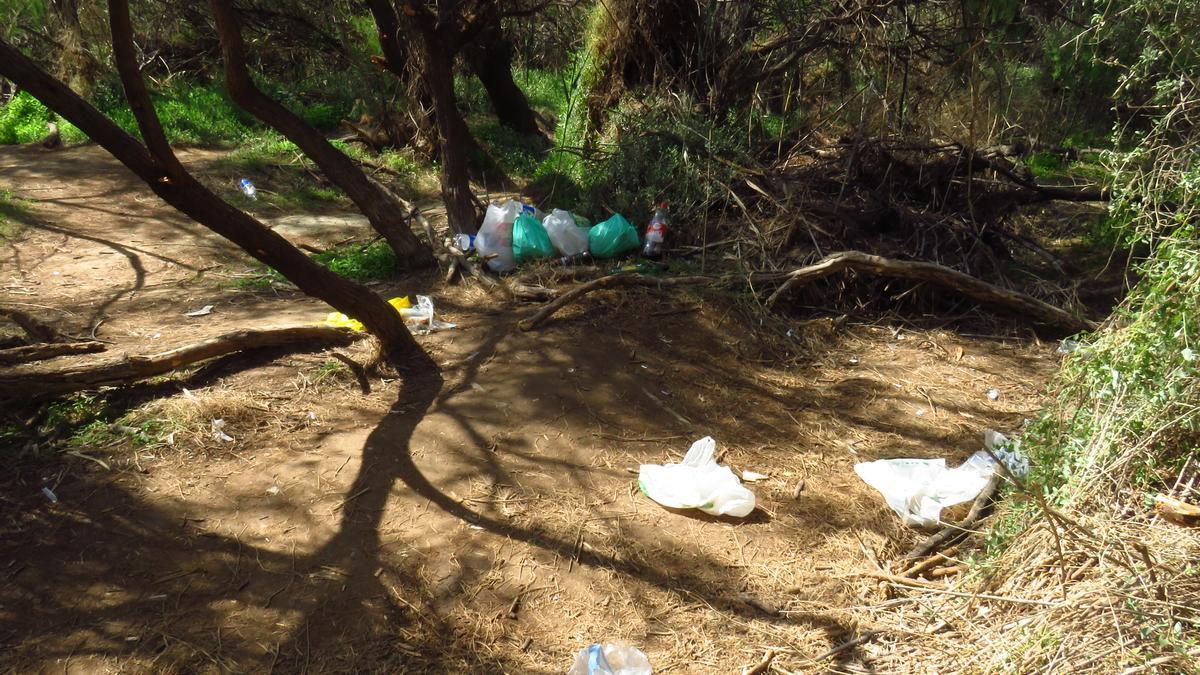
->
[323,296,411,332]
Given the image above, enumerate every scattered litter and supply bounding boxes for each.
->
[471,383,486,392]
[307,411,317,420]
[915,408,927,417]
[853,429,1028,527]
[454,233,475,253]
[166,431,175,446]
[400,295,457,334]
[638,436,756,517]
[211,419,234,442]
[986,388,1001,401]
[266,485,281,496]
[41,487,58,503]
[740,470,769,482]
[1057,339,1081,354]
[184,304,214,317]
[567,642,652,675]
[181,388,196,399]
[238,178,257,200]
[848,356,859,365]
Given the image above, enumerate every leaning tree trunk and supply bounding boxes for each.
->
[465,23,545,141]
[0,14,423,368]
[209,0,434,270]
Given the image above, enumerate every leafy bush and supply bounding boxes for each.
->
[312,241,398,282]
[0,91,53,144]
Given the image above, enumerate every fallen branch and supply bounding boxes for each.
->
[519,251,1095,334]
[0,325,362,399]
[518,274,714,330]
[0,340,107,365]
[765,251,1097,333]
[904,474,1000,560]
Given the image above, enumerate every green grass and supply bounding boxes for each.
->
[0,190,29,240]
[235,239,399,290]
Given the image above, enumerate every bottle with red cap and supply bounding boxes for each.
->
[642,202,668,259]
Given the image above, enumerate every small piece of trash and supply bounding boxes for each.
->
[211,419,234,442]
[185,304,214,317]
[266,485,281,496]
[165,431,176,446]
[848,357,859,365]
[307,411,317,420]
[986,388,1001,401]
[41,487,58,503]
[181,388,196,399]
[1057,339,1081,354]
[915,408,927,417]
[471,383,486,392]
[741,470,769,482]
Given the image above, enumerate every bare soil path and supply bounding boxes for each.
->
[0,144,1060,673]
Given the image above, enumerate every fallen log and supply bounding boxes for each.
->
[0,340,106,366]
[0,325,362,399]
[764,251,1098,333]
[0,307,63,342]
[518,251,1096,334]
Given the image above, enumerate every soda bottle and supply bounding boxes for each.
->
[642,202,668,259]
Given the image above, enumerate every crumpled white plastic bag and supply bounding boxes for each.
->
[399,295,456,334]
[567,642,651,675]
[854,429,1028,527]
[638,437,756,517]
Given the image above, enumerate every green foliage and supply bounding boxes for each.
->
[994,0,1200,518]
[311,241,398,282]
[1026,151,1063,178]
[98,84,254,146]
[0,91,53,144]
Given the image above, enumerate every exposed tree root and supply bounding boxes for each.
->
[0,325,362,399]
[519,251,1096,334]
[764,251,1097,333]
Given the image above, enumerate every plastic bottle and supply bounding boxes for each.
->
[238,178,257,200]
[642,202,668,259]
[554,252,593,266]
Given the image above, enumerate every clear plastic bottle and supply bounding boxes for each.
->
[238,178,257,200]
[642,202,668,259]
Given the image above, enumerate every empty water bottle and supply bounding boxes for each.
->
[454,233,475,253]
[642,203,668,259]
[238,178,257,200]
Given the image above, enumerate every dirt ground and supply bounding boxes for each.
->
[0,144,1063,673]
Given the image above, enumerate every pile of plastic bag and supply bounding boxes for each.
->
[323,295,456,334]
[473,199,641,273]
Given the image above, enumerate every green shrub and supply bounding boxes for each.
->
[0,91,53,144]
[312,241,398,282]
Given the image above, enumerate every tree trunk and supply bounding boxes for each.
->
[419,37,481,235]
[0,24,423,369]
[366,0,482,235]
[208,0,435,271]
[465,24,545,140]
[50,0,96,99]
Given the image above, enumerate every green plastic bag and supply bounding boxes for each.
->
[588,213,640,259]
[512,213,555,262]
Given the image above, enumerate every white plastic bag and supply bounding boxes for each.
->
[853,429,1028,527]
[567,643,652,675]
[399,294,456,334]
[544,208,590,256]
[476,200,521,272]
[638,437,756,517]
